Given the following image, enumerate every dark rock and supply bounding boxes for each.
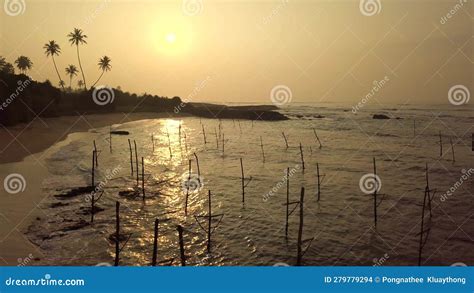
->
[50,202,69,208]
[110,130,130,135]
[373,114,390,119]
[55,186,95,198]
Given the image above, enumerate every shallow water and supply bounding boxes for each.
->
[27,104,473,266]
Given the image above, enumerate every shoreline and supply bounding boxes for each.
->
[0,112,189,265]
[0,112,191,165]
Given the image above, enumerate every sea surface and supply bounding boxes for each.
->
[26,104,474,266]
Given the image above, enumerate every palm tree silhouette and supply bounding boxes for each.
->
[14,56,33,75]
[65,65,78,89]
[43,40,65,91]
[59,80,66,88]
[77,80,84,88]
[91,56,112,88]
[67,28,88,90]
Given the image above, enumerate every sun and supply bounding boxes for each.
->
[165,33,176,44]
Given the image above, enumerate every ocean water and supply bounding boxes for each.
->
[27,104,474,266]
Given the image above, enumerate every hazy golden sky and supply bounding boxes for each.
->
[1,0,472,105]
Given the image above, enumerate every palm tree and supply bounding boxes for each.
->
[77,80,84,88]
[0,57,13,74]
[91,56,112,88]
[65,65,78,88]
[67,28,88,90]
[59,80,66,88]
[14,56,33,75]
[43,40,65,91]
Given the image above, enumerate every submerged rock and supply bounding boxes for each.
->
[373,114,390,119]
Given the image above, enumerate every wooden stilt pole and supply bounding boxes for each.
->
[207,190,212,253]
[296,187,305,266]
[299,143,305,171]
[240,158,245,203]
[260,136,265,163]
[193,153,201,185]
[285,167,289,238]
[282,132,289,149]
[373,157,377,228]
[114,201,120,266]
[177,225,186,266]
[202,124,207,145]
[151,134,155,152]
[109,126,112,153]
[128,139,133,176]
[152,219,158,266]
[90,192,95,223]
[185,159,191,216]
[313,128,322,149]
[317,163,321,201]
[142,157,145,200]
[134,140,139,186]
[93,140,98,167]
[91,150,96,187]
